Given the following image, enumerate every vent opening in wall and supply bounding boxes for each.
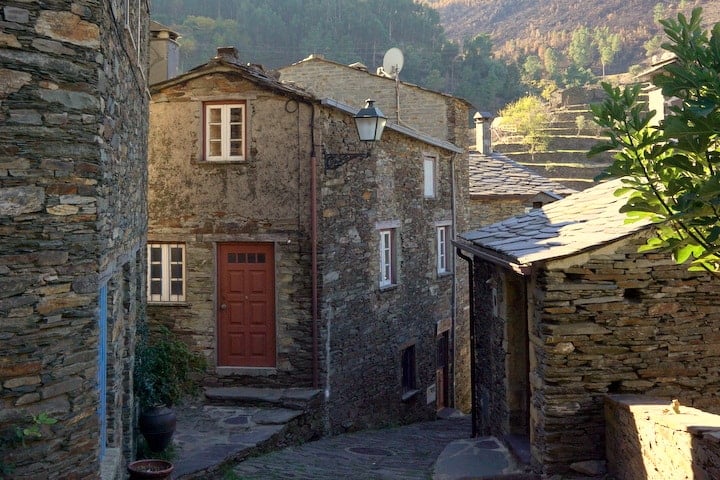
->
[623,288,642,304]
[564,272,584,282]
[608,380,622,394]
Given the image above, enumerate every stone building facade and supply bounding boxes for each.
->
[467,113,574,230]
[279,53,474,413]
[148,48,469,433]
[455,179,720,475]
[279,54,472,150]
[0,1,149,479]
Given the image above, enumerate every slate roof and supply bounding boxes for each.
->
[469,152,576,198]
[150,50,315,101]
[458,178,652,266]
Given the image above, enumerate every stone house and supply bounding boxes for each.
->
[1,1,149,479]
[278,52,475,412]
[147,47,470,433]
[454,178,720,475]
[279,53,473,145]
[468,112,575,229]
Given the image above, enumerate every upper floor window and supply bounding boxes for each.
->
[379,228,397,288]
[437,225,450,274]
[423,155,436,198]
[204,102,246,161]
[148,243,185,302]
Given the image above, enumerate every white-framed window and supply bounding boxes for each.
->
[204,102,246,161]
[379,228,397,288]
[437,225,449,274]
[423,155,436,198]
[147,243,185,302]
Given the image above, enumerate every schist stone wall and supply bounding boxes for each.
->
[317,106,469,432]
[279,56,472,148]
[467,197,527,231]
[528,231,720,474]
[0,2,148,479]
[605,395,720,480]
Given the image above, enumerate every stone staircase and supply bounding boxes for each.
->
[171,386,324,479]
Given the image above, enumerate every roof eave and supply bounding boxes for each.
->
[453,238,532,276]
[321,98,464,154]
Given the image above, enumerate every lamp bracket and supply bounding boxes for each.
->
[323,146,370,170]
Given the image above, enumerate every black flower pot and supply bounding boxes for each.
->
[138,406,177,452]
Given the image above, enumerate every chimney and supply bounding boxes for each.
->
[216,46,240,64]
[148,21,180,84]
[474,111,493,155]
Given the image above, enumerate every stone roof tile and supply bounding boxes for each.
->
[469,152,576,197]
[458,178,652,265]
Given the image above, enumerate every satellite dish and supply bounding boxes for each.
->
[382,48,404,79]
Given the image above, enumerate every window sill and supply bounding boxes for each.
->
[401,389,420,403]
[437,271,453,279]
[201,159,246,164]
[379,284,398,292]
[147,301,190,307]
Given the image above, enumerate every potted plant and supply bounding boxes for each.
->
[127,459,174,480]
[134,324,206,452]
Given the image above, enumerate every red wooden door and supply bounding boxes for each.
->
[217,243,276,367]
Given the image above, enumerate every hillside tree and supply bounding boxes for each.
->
[499,95,552,160]
[590,8,720,273]
[568,25,594,69]
[594,26,621,77]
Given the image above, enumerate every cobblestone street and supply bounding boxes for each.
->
[211,416,477,480]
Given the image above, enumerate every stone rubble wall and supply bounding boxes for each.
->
[0,1,149,478]
[605,395,720,480]
[279,58,472,147]
[530,230,720,475]
[316,107,468,432]
[467,197,527,231]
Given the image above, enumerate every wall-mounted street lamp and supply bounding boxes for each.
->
[324,99,387,170]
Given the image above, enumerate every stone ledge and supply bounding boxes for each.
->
[99,447,121,480]
[609,394,720,439]
[606,395,720,480]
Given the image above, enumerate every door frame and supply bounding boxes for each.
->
[436,318,452,411]
[215,241,278,372]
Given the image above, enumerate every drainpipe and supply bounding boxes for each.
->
[456,247,477,438]
[450,153,457,408]
[310,105,319,389]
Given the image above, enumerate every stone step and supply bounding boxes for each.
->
[204,386,323,411]
[173,404,310,479]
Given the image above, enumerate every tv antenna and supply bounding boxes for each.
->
[379,48,404,124]
[381,47,404,79]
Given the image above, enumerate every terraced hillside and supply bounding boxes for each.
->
[491,87,614,191]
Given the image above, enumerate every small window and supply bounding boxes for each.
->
[436,226,450,274]
[401,345,417,395]
[204,102,246,161]
[379,228,397,288]
[423,156,436,198]
[147,243,185,302]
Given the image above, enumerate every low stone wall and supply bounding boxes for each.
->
[605,395,720,480]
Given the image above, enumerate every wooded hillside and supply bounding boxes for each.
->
[151,1,720,113]
[424,0,720,75]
